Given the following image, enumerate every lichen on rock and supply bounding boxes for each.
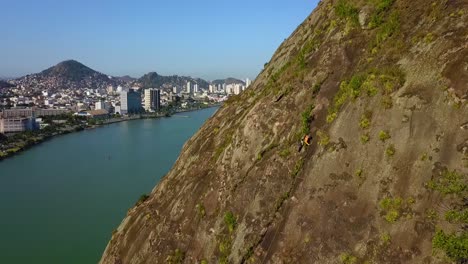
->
[100,0,468,263]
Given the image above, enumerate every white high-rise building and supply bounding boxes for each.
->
[209,85,214,93]
[107,86,115,94]
[225,84,233,95]
[194,84,199,93]
[173,86,178,94]
[95,101,108,110]
[233,84,243,95]
[144,88,161,111]
[234,86,240,95]
[186,82,191,94]
[114,105,121,115]
[246,78,252,88]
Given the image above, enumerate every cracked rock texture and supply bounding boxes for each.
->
[101,0,467,263]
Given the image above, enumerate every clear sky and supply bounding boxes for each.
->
[1,0,319,80]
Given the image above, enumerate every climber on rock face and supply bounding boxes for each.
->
[298,134,312,152]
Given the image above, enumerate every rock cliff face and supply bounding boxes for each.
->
[101,0,468,263]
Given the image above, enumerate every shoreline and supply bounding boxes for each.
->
[0,105,220,162]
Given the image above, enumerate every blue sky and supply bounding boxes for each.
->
[1,0,319,80]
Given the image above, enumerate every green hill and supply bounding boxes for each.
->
[138,72,209,89]
[39,60,110,82]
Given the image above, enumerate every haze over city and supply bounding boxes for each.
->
[2,0,318,80]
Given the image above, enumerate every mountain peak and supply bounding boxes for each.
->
[138,72,209,89]
[12,60,117,90]
[39,60,105,82]
[55,59,84,67]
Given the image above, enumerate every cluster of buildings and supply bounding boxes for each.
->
[0,84,120,112]
[173,78,252,104]
[0,108,69,133]
[7,72,115,94]
[143,89,161,112]
[0,76,253,134]
[0,86,167,133]
[113,88,161,115]
[208,78,252,95]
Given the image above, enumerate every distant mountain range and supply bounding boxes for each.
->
[138,72,210,89]
[212,77,245,86]
[114,75,137,82]
[8,60,249,91]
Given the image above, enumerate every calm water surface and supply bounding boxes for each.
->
[0,107,218,264]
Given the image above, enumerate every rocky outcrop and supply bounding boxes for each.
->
[101,0,468,263]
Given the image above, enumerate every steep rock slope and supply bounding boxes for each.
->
[101,0,468,263]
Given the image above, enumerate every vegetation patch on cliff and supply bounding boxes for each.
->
[327,67,405,123]
[432,229,468,262]
[427,169,467,196]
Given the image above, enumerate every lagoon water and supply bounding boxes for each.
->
[0,107,218,264]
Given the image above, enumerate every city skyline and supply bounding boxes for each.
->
[1,0,318,80]
[1,58,257,82]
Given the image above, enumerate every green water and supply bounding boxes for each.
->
[0,107,218,264]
